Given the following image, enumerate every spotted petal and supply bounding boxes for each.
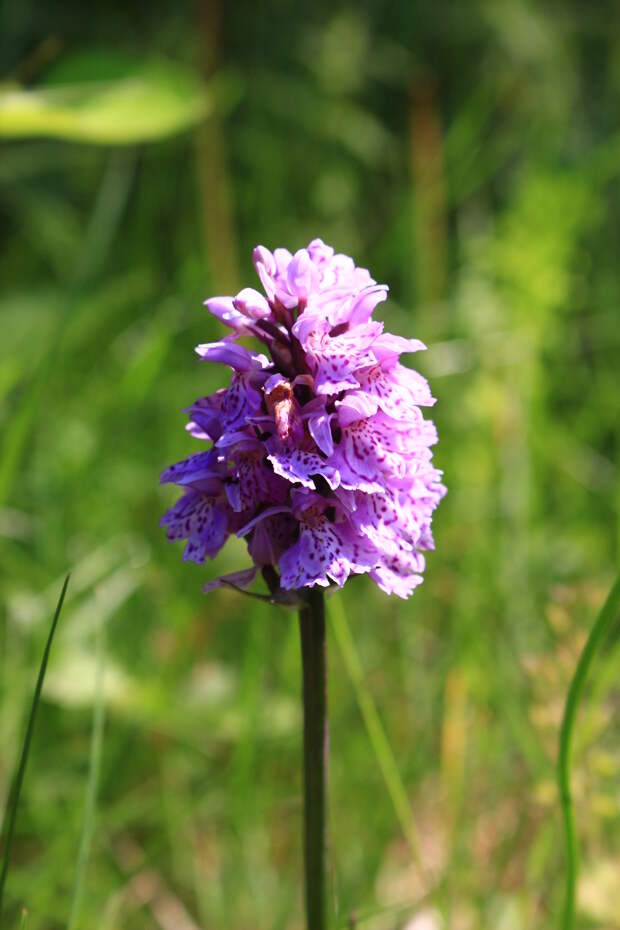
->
[279,517,378,590]
[267,441,340,491]
[161,491,228,563]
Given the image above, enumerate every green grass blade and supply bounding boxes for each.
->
[328,596,427,876]
[67,614,107,930]
[0,574,71,919]
[557,573,620,930]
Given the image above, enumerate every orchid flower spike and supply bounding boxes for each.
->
[161,240,446,600]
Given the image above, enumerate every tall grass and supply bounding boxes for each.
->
[0,576,70,920]
[558,575,620,930]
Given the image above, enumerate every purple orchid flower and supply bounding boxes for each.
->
[161,239,445,599]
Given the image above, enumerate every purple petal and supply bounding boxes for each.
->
[289,487,328,518]
[330,418,413,492]
[371,564,423,599]
[347,285,388,326]
[307,406,334,456]
[205,296,249,331]
[185,393,224,441]
[236,505,293,538]
[225,481,241,511]
[195,340,258,371]
[253,245,297,309]
[356,364,435,418]
[161,491,228,563]
[267,443,340,491]
[278,517,378,590]
[291,308,329,346]
[225,451,289,512]
[389,364,435,405]
[310,323,383,395]
[218,371,265,431]
[215,429,260,451]
[370,550,426,599]
[351,488,422,551]
[335,391,379,427]
[273,247,294,274]
[371,333,426,363]
[287,249,319,299]
[247,512,298,565]
[307,238,335,265]
[233,287,271,320]
[160,451,222,487]
[253,245,276,275]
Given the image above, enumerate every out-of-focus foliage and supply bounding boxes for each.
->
[0,57,212,145]
[0,1,618,929]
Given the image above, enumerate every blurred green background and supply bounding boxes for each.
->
[1,1,619,928]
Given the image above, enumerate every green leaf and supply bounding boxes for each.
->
[0,60,210,144]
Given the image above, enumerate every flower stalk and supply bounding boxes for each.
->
[299,588,328,930]
[160,238,446,925]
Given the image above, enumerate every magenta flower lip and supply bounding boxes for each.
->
[161,239,446,599]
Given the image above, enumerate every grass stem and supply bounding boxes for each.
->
[67,611,107,930]
[557,573,620,930]
[0,574,70,920]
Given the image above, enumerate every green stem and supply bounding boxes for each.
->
[298,588,327,930]
[557,573,620,930]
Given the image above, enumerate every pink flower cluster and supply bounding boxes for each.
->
[161,240,445,599]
